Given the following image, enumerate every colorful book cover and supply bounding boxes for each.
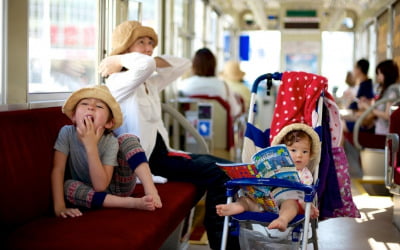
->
[252,145,300,182]
[217,163,260,179]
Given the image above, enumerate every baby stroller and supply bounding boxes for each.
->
[221,72,360,250]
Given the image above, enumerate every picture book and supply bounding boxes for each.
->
[217,163,260,179]
[217,144,304,213]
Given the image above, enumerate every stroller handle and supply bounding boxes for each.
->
[251,72,283,95]
[225,178,317,202]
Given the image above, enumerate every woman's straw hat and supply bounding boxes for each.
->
[110,20,158,56]
[221,61,245,81]
[62,85,123,130]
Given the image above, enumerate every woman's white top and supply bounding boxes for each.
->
[105,52,191,158]
[179,76,227,98]
[178,75,242,117]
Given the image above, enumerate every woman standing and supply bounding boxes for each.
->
[99,21,239,250]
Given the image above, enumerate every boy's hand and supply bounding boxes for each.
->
[55,207,83,218]
[99,55,123,77]
[77,116,104,148]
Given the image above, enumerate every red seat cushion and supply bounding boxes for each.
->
[6,182,197,249]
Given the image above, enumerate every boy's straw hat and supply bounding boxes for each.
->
[110,20,158,56]
[220,61,245,82]
[62,85,123,130]
[271,123,321,172]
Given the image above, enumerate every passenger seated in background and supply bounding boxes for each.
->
[51,85,161,218]
[339,71,358,109]
[342,59,375,132]
[220,60,251,110]
[216,125,319,232]
[359,60,400,135]
[178,48,242,117]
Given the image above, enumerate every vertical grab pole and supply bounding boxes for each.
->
[220,196,233,250]
[301,202,311,250]
[248,72,282,124]
[247,92,258,124]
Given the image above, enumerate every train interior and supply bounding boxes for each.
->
[1,0,400,249]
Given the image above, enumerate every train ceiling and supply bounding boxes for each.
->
[211,0,393,31]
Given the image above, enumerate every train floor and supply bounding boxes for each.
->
[188,179,400,250]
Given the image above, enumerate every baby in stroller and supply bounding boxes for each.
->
[216,124,320,231]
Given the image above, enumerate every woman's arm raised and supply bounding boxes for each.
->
[151,55,191,91]
[101,52,157,101]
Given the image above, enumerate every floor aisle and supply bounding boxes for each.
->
[188,180,400,250]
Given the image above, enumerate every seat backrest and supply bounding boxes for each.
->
[0,107,70,227]
[389,107,400,184]
[189,95,234,150]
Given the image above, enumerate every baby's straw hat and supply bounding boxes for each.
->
[271,123,321,172]
[220,61,245,82]
[110,20,158,56]
[62,85,123,130]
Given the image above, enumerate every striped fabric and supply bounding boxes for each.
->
[64,134,148,207]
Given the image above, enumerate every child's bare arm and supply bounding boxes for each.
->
[77,117,114,191]
[51,151,82,218]
[135,162,162,208]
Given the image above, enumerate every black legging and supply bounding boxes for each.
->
[149,133,239,250]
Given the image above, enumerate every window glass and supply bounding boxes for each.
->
[377,10,389,63]
[172,0,184,57]
[206,9,218,52]
[393,1,400,68]
[368,23,377,80]
[128,0,160,54]
[28,0,97,93]
[193,0,204,50]
[355,28,368,60]
[240,31,281,83]
[321,31,354,97]
[0,0,4,104]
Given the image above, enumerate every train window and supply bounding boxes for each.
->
[28,0,97,93]
[355,28,368,60]
[127,0,142,21]
[0,0,5,104]
[128,0,160,54]
[240,31,281,83]
[321,31,354,96]
[169,0,192,57]
[377,10,389,63]
[207,8,219,53]
[393,1,400,67]
[368,22,377,78]
[193,0,205,50]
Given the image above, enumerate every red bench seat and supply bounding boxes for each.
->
[0,107,197,249]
